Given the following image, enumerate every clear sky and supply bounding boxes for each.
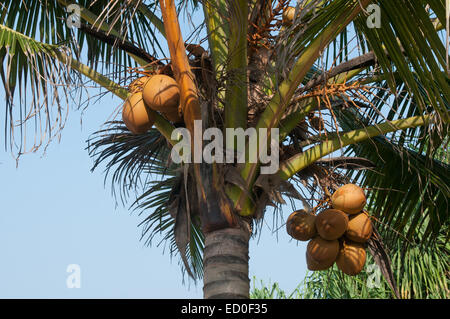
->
[0,4,308,298]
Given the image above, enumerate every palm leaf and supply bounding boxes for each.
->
[1,0,164,72]
[87,123,205,279]
[353,0,449,122]
[337,108,449,246]
[0,23,74,153]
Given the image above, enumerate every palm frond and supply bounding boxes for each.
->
[353,0,450,122]
[337,109,449,246]
[0,24,75,154]
[1,0,165,73]
[87,123,205,279]
[87,123,169,203]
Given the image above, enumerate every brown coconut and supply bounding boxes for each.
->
[345,211,373,243]
[306,237,339,271]
[331,184,366,214]
[142,75,180,112]
[286,210,317,241]
[128,76,150,93]
[282,6,295,25]
[336,241,366,276]
[315,209,349,240]
[122,92,155,134]
[306,249,335,271]
[163,108,183,123]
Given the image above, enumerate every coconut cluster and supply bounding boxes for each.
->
[122,75,182,134]
[286,183,373,276]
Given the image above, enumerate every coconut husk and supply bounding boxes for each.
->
[286,210,317,241]
[315,209,349,240]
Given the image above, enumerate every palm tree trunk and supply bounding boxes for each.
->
[203,226,250,299]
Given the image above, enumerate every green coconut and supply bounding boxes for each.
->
[315,209,349,240]
[286,210,317,241]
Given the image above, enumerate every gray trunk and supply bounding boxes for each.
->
[203,227,250,299]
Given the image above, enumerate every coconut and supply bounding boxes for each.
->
[345,211,373,243]
[306,249,335,271]
[315,209,349,240]
[163,108,183,123]
[336,240,366,276]
[331,184,366,214]
[128,76,150,93]
[142,75,180,112]
[282,6,295,25]
[306,237,339,271]
[286,210,317,241]
[122,92,155,134]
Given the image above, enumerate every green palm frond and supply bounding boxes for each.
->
[134,172,204,279]
[87,123,204,279]
[276,0,449,139]
[0,23,75,153]
[87,123,169,203]
[1,0,164,72]
[336,103,449,245]
[353,0,449,122]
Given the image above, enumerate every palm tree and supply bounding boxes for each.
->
[1,0,449,298]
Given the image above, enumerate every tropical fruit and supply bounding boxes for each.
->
[282,6,295,25]
[336,240,366,276]
[163,108,183,123]
[122,92,155,134]
[315,209,349,240]
[286,210,317,241]
[306,237,339,271]
[142,75,180,113]
[306,250,335,271]
[345,211,373,243]
[128,76,150,93]
[331,184,366,214]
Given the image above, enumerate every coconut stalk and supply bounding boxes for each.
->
[158,0,201,134]
[159,0,235,233]
[226,112,444,218]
